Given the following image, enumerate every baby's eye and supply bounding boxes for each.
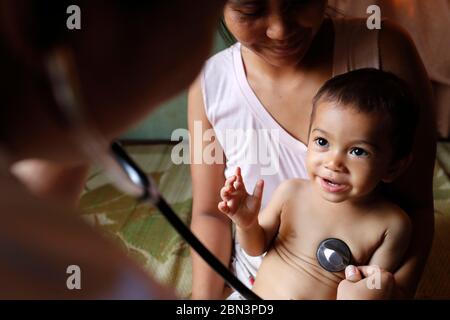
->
[350,148,369,157]
[314,137,329,147]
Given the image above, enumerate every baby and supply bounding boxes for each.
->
[218,68,418,300]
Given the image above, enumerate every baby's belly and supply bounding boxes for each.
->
[252,240,344,300]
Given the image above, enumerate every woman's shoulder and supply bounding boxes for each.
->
[333,16,423,80]
[331,16,412,47]
[332,16,366,25]
[378,19,421,72]
[200,43,242,107]
[331,16,373,34]
[379,19,414,46]
[203,42,239,75]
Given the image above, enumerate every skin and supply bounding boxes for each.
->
[2,0,224,207]
[218,103,412,299]
[189,0,435,299]
[11,159,89,208]
[306,102,408,204]
[0,0,226,298]
[0,0,224,163]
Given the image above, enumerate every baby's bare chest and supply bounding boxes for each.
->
[278,201,385,266]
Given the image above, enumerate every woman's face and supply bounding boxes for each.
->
[224,0,327,67]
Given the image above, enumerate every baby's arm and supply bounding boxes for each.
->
[368,208,412,273]
[218,168,293,256]
[237,180,294,256]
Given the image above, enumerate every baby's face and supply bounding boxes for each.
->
[306,101,394,203]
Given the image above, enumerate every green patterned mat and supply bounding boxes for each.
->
[80,142,450,299]
[80,144,193,298]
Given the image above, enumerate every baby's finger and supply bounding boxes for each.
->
[226,199,240,213]
[218,201,229,214]
[220,187,234,201]
[235,167,243,183]
[252,179,264,201]
[225,175,237,189]
[233,180,244,191]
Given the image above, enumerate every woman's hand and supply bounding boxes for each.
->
[337,265,395,300]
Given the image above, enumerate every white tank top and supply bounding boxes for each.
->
[201,42,309,208]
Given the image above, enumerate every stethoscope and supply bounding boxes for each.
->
[45,47,353,300]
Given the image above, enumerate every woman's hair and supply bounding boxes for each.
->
[311,68,419,160]
[219,18,237,47]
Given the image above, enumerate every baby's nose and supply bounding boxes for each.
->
[324,155,346,172]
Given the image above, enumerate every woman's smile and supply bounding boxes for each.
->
[261,32,311,59]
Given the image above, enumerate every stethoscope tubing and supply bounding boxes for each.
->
[151,197,261,300]
[111,141,261,300]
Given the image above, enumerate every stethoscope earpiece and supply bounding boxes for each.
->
[316,238,352,273]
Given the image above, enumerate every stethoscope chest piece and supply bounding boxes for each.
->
[316,238,352,273]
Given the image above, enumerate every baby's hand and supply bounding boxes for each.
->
[218,167,264,230]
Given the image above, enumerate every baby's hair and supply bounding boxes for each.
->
[310,68,419,160]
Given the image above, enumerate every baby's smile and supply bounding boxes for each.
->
[319,177,350,193]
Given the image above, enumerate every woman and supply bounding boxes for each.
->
[189,0,435,299]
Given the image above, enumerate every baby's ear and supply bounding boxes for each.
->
[381,154,413,183]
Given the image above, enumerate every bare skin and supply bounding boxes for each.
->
[1,1,224,163]
[10,160,89,207]
[190,0,435,299]
[243,180,409,299]
[219,103,412,299]
[0,0,226,298]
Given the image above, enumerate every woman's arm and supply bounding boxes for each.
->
[188,76,232,300]
[379,20,436,298]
